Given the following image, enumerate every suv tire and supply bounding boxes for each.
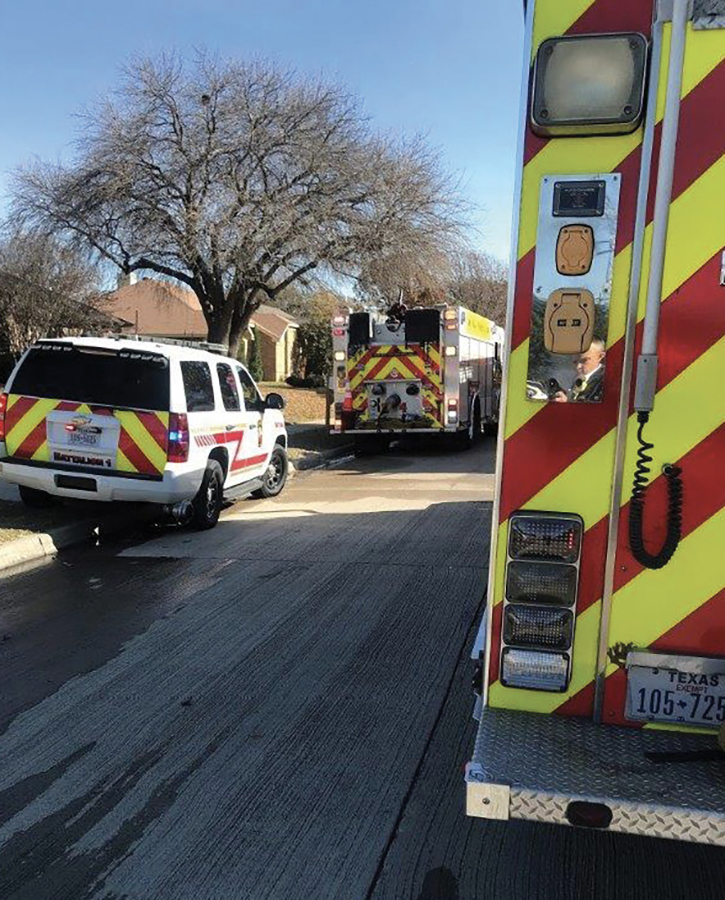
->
[18,485,57,509]
[191,459,224,530]
[254,446,288,499]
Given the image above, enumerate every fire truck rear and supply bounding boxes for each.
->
[467,0,725,844]
[330,306,503,451]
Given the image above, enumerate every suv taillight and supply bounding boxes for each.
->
[168,413,189,463]
[0,393,7,443]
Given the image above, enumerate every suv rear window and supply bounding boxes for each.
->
[181,361,215,412]
[10,343,170,411]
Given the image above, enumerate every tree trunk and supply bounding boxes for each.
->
[228,292,258,360]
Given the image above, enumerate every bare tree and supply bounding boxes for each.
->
[12,54,463,356]
[0,229,102,361]
[355,246,453,309]
[448,250,508,324]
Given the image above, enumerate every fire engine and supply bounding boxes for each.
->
[330,305,503,452]
[467,0,725,843]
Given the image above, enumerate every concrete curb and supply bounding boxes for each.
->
[291,444,355,472]
[0,520,93,573]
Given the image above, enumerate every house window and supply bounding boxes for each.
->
[216,363,241,412]
[181,361,215,412]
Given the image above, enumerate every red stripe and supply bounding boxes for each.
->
[487,601,504,686]
[135,411,168,453]
[118,429,157,474]
[5,396,39,432]
[613,422,725,594]
[500,249,725,522]
[510,251,535,351]
[14,420,48,459]
[231,452,267,472]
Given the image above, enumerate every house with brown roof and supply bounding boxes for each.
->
[101,277,299,382]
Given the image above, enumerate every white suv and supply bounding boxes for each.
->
[0,337,289,529]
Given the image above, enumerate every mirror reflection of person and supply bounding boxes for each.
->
[554,340,606,403]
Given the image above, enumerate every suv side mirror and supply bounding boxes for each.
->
[264,392,285,411]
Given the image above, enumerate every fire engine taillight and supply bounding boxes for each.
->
[500,649,569,692]
[444,345,457,357]
[0,393,7,443]
[332,315,347,327]
[168,413,190,463]
[500,512,583,692]
[506,561,577,605]
[508,514,581,563]
[503,605,573,651]
[334,351,346,362]
[447,398,458,423]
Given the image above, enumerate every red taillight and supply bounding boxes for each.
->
[342,392,353,412]
[0,393,7,443]
[168,412,189,463]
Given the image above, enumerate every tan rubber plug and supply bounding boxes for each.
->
[556,225,595,276]
[543,289,595,354]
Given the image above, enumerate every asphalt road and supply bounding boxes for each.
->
[0,438,723,899]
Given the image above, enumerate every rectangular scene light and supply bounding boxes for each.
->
[531,33,648,136]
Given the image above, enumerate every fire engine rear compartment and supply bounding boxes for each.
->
[467,708,725,844]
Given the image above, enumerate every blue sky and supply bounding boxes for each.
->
[0,0,524,262]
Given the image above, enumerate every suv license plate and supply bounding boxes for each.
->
[626,665,725,727]
[69,431,99,447]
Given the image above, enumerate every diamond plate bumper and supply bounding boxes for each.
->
[466,707,725,844]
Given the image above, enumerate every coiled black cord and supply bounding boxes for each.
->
[629,411,683,569]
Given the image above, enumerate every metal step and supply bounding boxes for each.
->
[224,477,264,501]
[466,706,725,844]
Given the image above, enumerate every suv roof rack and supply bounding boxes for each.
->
[105,334,230,355]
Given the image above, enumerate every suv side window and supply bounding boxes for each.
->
[216,363,241,412]
[236,366,263,412]
[181,361,215,412]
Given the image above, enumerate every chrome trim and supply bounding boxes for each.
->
[593,14,665,722]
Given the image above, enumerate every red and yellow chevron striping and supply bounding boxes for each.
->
[347,343,443,427]
[487,1,725,727]
[4,395,169,476]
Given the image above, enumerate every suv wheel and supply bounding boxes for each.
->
[191,459,224,530]
[18,485,57,509]
[254,446,288,498]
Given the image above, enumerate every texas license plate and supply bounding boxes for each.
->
[626,665,725,727]
[69,431,99,446]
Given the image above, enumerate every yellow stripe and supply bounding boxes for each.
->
[530,0,594,59]
[606,508,725,675]
[116,448,138,474]
[115,412,167,473]
[5,398,57,453]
